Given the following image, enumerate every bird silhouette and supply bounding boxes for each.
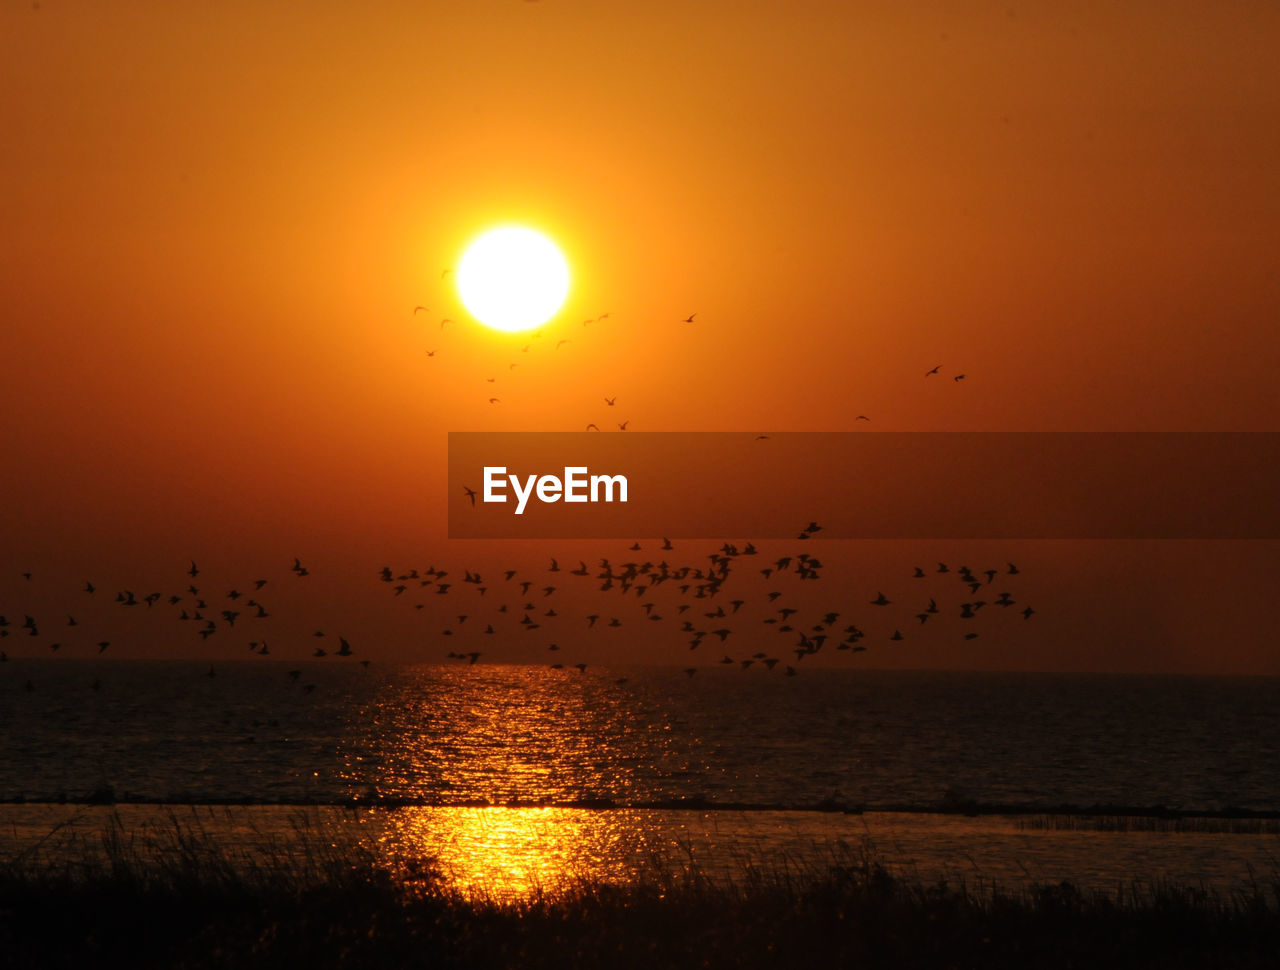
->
[682,313,697,323]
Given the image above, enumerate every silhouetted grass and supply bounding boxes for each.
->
[1,811,1278,969]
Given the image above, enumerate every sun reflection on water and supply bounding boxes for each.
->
[380,807,672,899]
[359,665,696,898]
[348,665,691,809]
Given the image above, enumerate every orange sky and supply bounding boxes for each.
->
[2,1,1278,673]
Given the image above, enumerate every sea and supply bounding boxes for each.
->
[2,662,1278,898]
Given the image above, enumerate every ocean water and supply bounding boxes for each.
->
[2,661,1277,810]
[2,662,1278,895]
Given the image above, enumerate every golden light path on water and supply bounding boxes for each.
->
[379,807,671,898]
[340,665,726,821]
[348,664,708,898]
[357,666,813,897]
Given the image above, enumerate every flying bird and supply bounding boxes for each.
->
[926,365,941,377]
[682,313,697,323]
[463,486,477,506]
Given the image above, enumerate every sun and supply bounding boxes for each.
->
[456,227,570,332]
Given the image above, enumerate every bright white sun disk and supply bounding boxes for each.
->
[456,228,569,332]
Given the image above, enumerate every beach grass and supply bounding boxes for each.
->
[1,811,1278,969]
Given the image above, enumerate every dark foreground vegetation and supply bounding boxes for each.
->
[1,814,1277,970]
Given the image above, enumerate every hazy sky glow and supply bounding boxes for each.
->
[2,1,1278,673]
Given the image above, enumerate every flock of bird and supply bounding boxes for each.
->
[1,528,1033,692]
[0,293,997,690]
[386,528,1033,680]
